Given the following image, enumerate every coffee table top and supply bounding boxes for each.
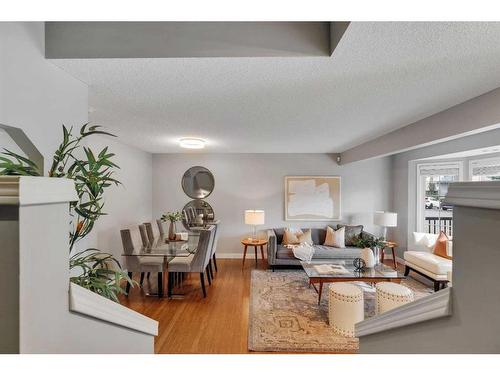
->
[300,260,404,280]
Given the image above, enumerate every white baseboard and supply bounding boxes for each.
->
[217,252,266,259]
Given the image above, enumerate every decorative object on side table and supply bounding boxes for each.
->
[161,211,183,241]
[244,210,265,241]
[353,257,366,271]
[374,211,398,239]
[353,235,386,266]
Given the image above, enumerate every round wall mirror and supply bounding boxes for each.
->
[182,200,215,231]
[181,166,215,199]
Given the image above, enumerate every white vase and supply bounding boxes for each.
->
[361,248,375,268]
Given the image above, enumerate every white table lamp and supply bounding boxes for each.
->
[245,210,265,241]
[373,211,397,239]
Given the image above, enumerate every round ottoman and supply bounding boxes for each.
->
[376,282,414,314]
[328,283,364,337]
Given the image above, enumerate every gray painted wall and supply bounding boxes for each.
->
[0,22,153,261]
[391,127,500,255]
[152,153,392,256]
[360,204,500,353]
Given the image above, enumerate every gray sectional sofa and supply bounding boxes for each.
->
[266,225,375,269]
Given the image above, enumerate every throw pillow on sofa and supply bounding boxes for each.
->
[297,229,313,245]
[433,231,452,260]
[337,224,363,246]
[282,228,302,245]
[324,226,345,248]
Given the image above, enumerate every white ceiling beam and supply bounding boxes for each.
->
[338,87,500,165]
[329,22,350,56]
[45,22,333,58]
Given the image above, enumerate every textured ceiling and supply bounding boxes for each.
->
[52,22,500,153]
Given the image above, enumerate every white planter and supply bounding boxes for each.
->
[361,248,376,268]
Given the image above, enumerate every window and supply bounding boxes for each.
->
[416,162,463,238]
[469,156,500,181]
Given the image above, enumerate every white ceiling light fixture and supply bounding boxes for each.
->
[179,138,206,149]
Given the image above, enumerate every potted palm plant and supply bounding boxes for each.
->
[0,124,135,302]
[161,211,183,240]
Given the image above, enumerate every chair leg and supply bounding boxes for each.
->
[209,259,214,278]
[126,272,133,295]
[206,266,212,285]
[147,272,151,280]
[158,272,163,298]
[200,272,207,298]
[140,272,145,286]
[213,253,218,272]
[167,272,173,297]
[404,265,410,276]
[433,280,440,292]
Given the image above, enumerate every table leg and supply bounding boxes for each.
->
[254,246,258,266]
[392,248,397,269]
[242,245,248,269]
[381,247,385,263]
[318,281,323,305]
[260,245,265,263]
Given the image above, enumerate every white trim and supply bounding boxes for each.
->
[469,155,500,180]
[284,175,342,221]
[444,181,500,209]
[69,283,158,336]
[415,161,463,233]
[0,176,78,206]
[355,287,452,337]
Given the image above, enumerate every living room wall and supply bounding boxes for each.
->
[152,153,392,257]
[0,22,153,261]
[392,127,500,256]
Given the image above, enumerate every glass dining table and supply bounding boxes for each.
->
[122,232,200,297]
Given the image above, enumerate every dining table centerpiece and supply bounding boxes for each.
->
[161,211,184,240]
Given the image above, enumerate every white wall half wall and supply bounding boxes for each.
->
[153,153,392,257]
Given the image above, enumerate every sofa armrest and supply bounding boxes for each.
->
[267,229,277,265]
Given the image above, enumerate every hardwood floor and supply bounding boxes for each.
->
[119,259,265,354]
[119,258,413,354]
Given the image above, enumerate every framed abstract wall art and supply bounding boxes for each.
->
[284,176,341,221]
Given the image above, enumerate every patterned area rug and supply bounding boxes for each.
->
[248,269,433,353]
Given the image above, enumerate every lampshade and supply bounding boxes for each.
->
[245,210,265,225]
[373,211,397,227]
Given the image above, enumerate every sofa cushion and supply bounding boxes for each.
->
[312,245,363,259]
[337,224,363,246]
[408,232,438,253]
[277,244,364,260]
[283,228,302,245]
[324,226,345,248]
[404,251,452,275]
[433,231,452,260]
[276,245,294,259]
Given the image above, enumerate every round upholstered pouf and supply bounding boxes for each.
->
[328,283,364,337]
[375,282,414,314]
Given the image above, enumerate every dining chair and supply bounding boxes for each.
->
[204,222,219,281]
[144,222,156,246]
[156,219,166,237]
[120,228,164,297]
[167,225,216,298]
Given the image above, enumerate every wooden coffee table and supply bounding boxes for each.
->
[300,261,405,304]
[241,239,267,268]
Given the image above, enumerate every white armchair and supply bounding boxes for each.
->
[404,232,452,291]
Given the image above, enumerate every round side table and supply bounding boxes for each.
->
[241,239,268,269]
